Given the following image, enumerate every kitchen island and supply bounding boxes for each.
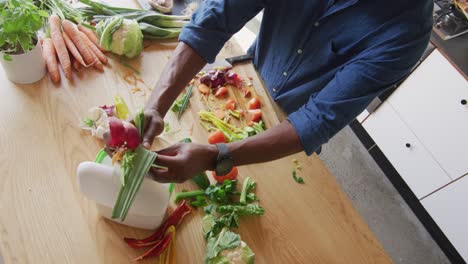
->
[0,1,392,263]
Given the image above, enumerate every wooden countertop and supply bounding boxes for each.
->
[0,1,391,263]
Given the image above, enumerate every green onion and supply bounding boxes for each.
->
[178,85,193,120]
[139,22,181,39]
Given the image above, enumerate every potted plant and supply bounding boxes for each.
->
[0,0,48,84]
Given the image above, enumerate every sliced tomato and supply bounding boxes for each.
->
[248,109,262,122]
[197,84,210,94]
[208,130,227,144]
[214,109,226,119]
[247,97,261,110]
[214,86,228,97]
[241,87,251,98]
[225,99,236,111]
[212,167,238,183]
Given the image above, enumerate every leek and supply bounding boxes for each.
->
[112,145,157,221]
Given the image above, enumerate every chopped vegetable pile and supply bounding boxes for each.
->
[175,176,264,263]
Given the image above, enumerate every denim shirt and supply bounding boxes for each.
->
[179,0,433,155]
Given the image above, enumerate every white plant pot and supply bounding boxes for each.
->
[0,40,46,84]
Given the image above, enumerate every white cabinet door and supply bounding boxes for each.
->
[363,102,451,198]
[422,175,468,262]
[388,50,468,180]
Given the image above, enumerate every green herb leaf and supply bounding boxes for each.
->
[178,84,193,120]
[3,54,12,61]
[134,107,145,140]
[120,150,136,186]
[217,211,239,228]
[292,170,305,184]
[216,204,265,216]
[0,0,47,55]
[83,118,95,128]
[190,195,207,207]
[204,204,217,215]
[239,177,256,205]
[164,122,170,132]
[205,180,239,204]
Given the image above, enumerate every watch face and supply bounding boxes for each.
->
[216,158,234,176]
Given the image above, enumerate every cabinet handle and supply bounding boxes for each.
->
[405,143,411,148]
[461,99,467,105]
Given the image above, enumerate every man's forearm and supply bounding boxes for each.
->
[146,42,206,115]
[227,121,304,166]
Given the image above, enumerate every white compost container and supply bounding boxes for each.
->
[77,149,169,230]
[0,41,46,84]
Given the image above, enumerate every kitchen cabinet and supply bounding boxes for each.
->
[422,175,468,261]
[388,50,468,180]
[360,48,468,262]
[363,102,451,198]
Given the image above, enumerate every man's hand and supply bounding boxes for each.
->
[149,142,218,183]
[140,108,164,149]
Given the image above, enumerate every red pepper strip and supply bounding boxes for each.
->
[133,232,173,261]
[124,200,191,248]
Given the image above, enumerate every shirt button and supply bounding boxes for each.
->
[273,88,277,92]
[314,21,320,27]
[283,71,288,76]
[297,49,303,54]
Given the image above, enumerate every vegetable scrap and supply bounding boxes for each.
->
[292,170,305,184]
[200,68,244,90]
[164,122,171,133]
[175,176,262,263]
[124,200,192,261]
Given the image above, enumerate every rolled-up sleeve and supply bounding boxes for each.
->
[179,0,265,63]
[288,36,429,155]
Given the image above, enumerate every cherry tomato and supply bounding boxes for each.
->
[214,109,226,119]
[247,97,261,110]
[248,109,262,122]
[212,167,238,183]
[208,130,227,144]
[198,84,210,94]
[214,86,228,97]
[225,99,236,111]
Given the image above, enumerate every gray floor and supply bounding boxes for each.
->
[320,126,450,264]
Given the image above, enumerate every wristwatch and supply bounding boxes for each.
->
[214,143,234,176]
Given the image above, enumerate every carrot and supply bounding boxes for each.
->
[77,24,102,50]
[71,56,82,72]
[79,31,107,65]
[49,15,71,80]
[62,19,101,70]
[78,32,104,71]
[63,31,86,67]
[42,38,60,83]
